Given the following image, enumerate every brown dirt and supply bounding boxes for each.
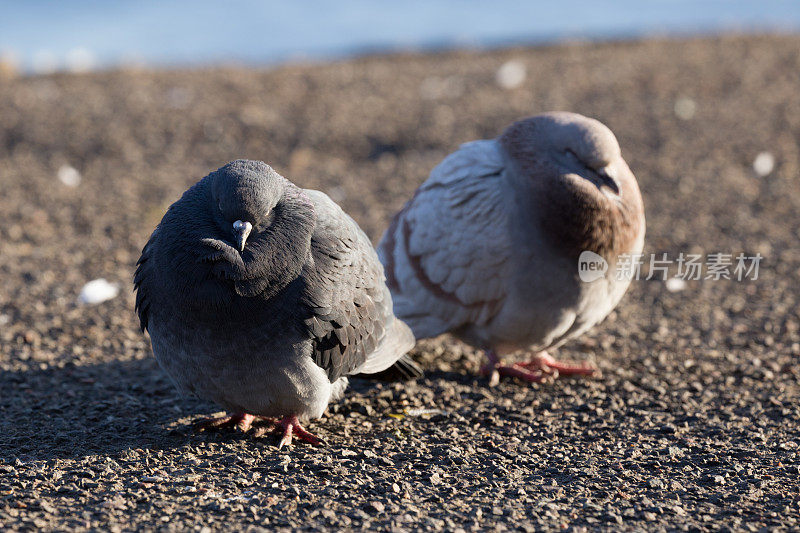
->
[1,34,799,531]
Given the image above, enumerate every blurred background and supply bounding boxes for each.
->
[1,0,799,74]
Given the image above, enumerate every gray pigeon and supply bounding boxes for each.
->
[378,112,645,385]
[134,160,416,446]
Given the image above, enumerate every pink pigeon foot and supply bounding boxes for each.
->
[520,351,596,376]
[196,412,263,433]
[252,415,325,448]
[481,350,596,386]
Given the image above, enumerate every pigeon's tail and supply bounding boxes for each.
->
[353,317,415,376]
[360,353,423,382]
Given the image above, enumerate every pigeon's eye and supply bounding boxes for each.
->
[565,149,591,171]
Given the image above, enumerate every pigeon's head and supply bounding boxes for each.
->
[209,160,285,251]
[500,112,626,198]
[500,112,644,259]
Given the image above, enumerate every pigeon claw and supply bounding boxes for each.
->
[196,412,263,433]
[523,352,597,376]
[481,350,595,385]
[248,415,325,448]
[482,361,550,385]
[196,412,324,447]
[274,415,325,449]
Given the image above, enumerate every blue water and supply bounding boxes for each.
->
[1,0,799,72]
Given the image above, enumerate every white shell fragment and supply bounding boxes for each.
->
[496,60,526,89]
[57,165,82,187]
[753,152,775,177]
[665,277,687,293]
[674,97,696,120]
[405,408,448,417]
[78,278,119,305]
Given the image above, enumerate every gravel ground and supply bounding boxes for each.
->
[1,35,799,531]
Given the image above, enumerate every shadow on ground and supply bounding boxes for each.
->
[0,358,212,461]
[0,356,438,462]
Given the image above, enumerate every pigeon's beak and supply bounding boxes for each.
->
[232,220,253,251]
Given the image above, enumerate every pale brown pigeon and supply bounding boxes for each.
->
[378,112,645,384]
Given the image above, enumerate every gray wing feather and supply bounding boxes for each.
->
[302,190,414,382]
